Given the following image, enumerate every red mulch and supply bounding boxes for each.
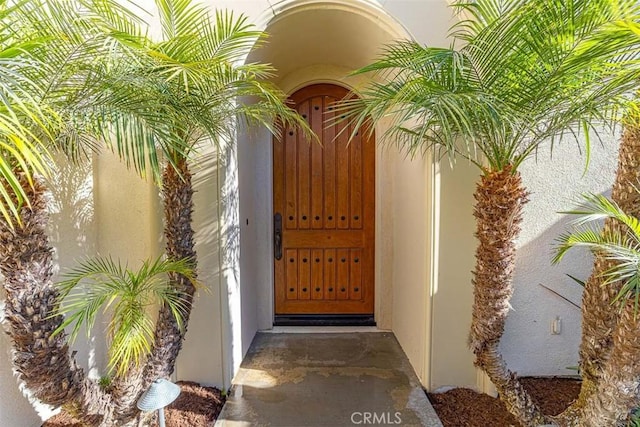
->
[43,381,225,427]
[163,381,224,427]
[427,376,581,427]
[43,376,579,427]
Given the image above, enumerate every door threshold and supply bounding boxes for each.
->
[273,314,375,327]
[266,326,383,333]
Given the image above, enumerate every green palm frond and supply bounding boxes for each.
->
[342,0,640,172]
[53,255,197,376]
[561,192,640,236]
[0,0,60,226]
[0,0,165,225]
[156,0,205,41]
[554,192,640,315]
[136,4,312,160]
[10,0,200,181]
[1,0,311,227]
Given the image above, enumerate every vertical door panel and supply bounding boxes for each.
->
[350,249,362,301]
[324,249,337,301]
[336,248,350,301]
[284,126,297,229]
[311,249,324,300]
[297,101,311,230]
[298,249,311,300]
[350,124,363,230]
[336,119,350,230]
[286,249,298,300]
[311,97,324,230]
[323,97,337,230]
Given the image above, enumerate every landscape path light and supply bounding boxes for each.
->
[137,378,181,427]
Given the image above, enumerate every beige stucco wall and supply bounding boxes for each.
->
[389,149,434,385]
[430,159,478,390]
[0,1,625,424]
[175,145,228,386]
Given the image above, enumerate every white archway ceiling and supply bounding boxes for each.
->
[249,7,404,85]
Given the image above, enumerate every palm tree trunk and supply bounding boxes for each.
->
[0,174,114,425]
[469,166,546,426]
[582,124,640,375]
[558,125,640,425]
[145,157,197,380]
[110,366,145,426]
[580,299,640,426]
[109,157,197,424]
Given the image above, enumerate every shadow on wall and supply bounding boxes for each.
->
[178,146,230,386]
[189,146,233,295]
[500,129,619,378]
[218,142,240,289]
[218,139,243,381]
[47,157,95,251]
[191,148,222,278]
[502,187,613,377]
[47,156,107,379]
[185,140,248,386]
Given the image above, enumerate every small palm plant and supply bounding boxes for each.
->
[554,192,640,425]
[54,256,197,377]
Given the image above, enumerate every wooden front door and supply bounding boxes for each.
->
[273,84,375,316]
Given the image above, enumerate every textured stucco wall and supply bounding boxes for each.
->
[176,145,227,387]
[237,126,261,357]
[502,133,619,376]
[431,159,478,391]
[390,150,433,385]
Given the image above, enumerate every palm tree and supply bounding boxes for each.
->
[0,1,198,424]
[338,1,640,424]
[3,0,308,424]
[0,1,122,422]
[106,2,311,413]
[554,111,640,424]
[555,193,640,425]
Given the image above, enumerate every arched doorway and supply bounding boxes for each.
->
[174,0,480,395]
[234,0,447,388]
[273,84,375,325]
[242,1,411,333]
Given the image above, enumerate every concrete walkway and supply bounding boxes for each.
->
[215,332,443,427]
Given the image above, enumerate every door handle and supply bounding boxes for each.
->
[274,213,282,260]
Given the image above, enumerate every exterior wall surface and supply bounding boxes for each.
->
[431,159,478,390]
[390,150,433,385]
[176,145,228,387]
[0,1,626,424]
[503,133,619,376]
